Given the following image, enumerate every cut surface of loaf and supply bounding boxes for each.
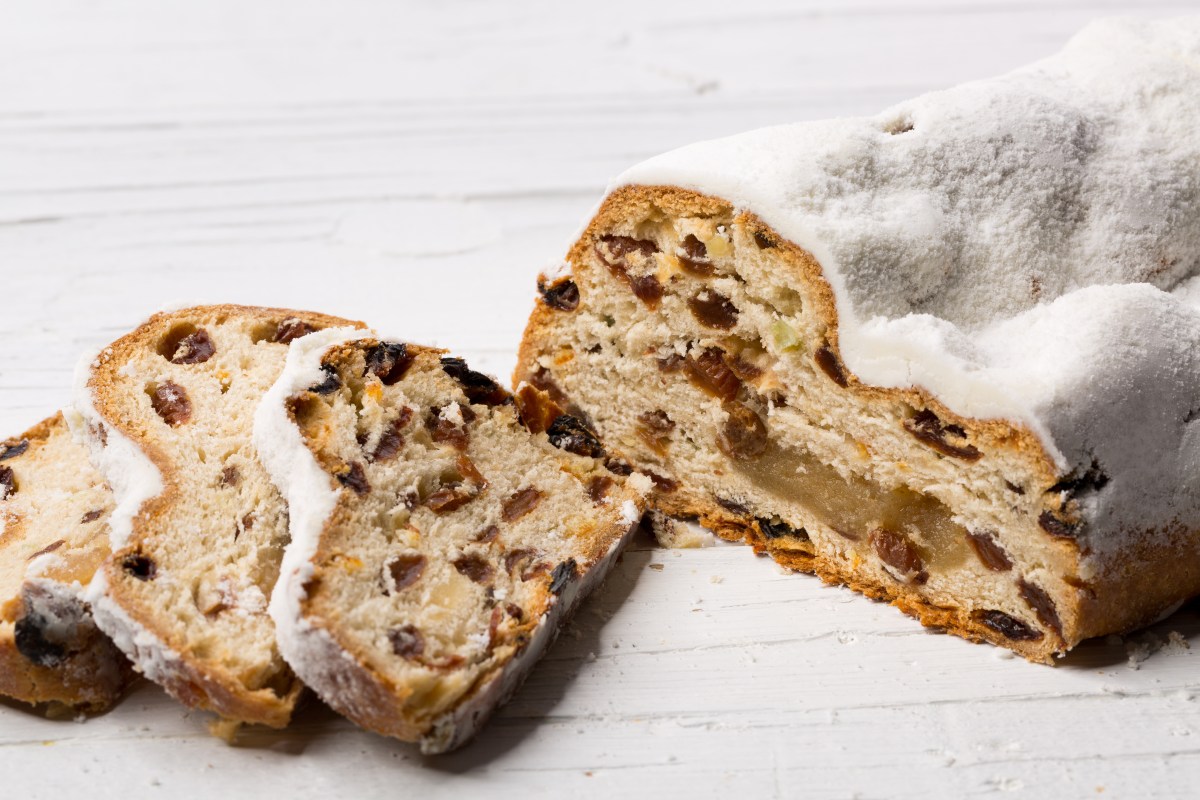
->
[256,330,649,753]
[73,305,363,727]
[516,19,1200,663]
[0,413,131,711]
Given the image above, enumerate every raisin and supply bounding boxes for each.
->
[80,509,104,524]
[426,484,479,513]
[685,347,742,402]
[629,274,664,308]
[587,475,614,503]
[1018,579,1063,636]
[975,609,1042,641]
[387,554,426,592]
[636,409,675,455]
[0,466,14,500]
[1038,510,1079,539]
[604,456,634,476]
[525,368,587,421]
[903,410,982,461]
[718,402,768,460]
[546,415,604,458]
[1047,460,1109,499]
[966,530,1012,571]
[549,559,578,595]
[726,353,763,382]
[504,548,540,575]
[753,231,775,249]
[336,462,370,495]
[309,364,342,395]
[870,529,927,583]
[220,466,241,487]
[372,417,407,462]
[502,487,544,522]
[814,344,848,388]
[594,235,663,309]
[274,318,318,344]
[538,278,581,311]
[170,328,216,365]
[0,439,29,461]
[1004,480,1026,495]
[475,525,500,544]
[646,470,679,493]
[389,625,425,659]
[122,554,156,581]
[440,357,511,406]
[515,383,564,435]
[757,517,809,541]
[678,234,715,276]
[150,381,192,426]
[365,342,415,385]
[688,290,739,330]
[426,405,470,450]
[505,603,524,621]
[14,615,67,667]
[28,540,65,560]
[454,554,495,585]
[656,353,685,372]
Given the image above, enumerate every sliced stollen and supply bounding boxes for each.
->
[72,305,363,727]
[515,18,1200,662]
[255,329,650,753]
[0,413,131,711]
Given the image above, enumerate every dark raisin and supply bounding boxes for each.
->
[1047,460,1109,499]
[240,513,255,532]
[753,231,775,249]
[726,353,763,382]
[387,554,426,592]
[688,291,739,330]
[757,517,809,541]
[309,364,342,395]
[903,410,981,461]
[122,554,156,581]
[274,318,318,344]
[0,439,29,461]
[814,344,849,388]
[975,609,1042,641]
[505,602,524,621]
[645,470,679,493]
[604,456,634,476]
[220,466,241,487]
[426,484,479,513]
[656,353,685,372]
[870,529,927,583]
[28,540,65,560]
[1018,579,1063,637]
[80,510,104,524]
[629,274,664,308]
[1004,480,1026,495]
[336,462,370,495]
[515,384,564,435]
[549,559,578,595]
[538,278,581,311]
[454,554,495,584]
[365,342,415,385]
[0,466,14,500]
[389,625,425,659]
[636,410,675,455]
[546,415,604,458]
[502,487,544,522]
[426,405,470,450]
[440,357,511,406]
[587,475,614,503]
[14,614,67,667]
[716,496,749,514]
[685,347,742,402]
[170,329,216,365]
[718,402,768,460]
[1038,510,1079,539]
[372,418,407,462]
[150,381,192,426]
[678,234,715,276]
[475,525,500,544]
[966,530,1012,571]
[505,548,540,575]
[595,235,658,268]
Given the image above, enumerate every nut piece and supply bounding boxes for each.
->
[966,530,1012,571]
[150,381,192,426]
[870,528,927,583]
[389,625,425,659]
[365,342,415,386]
[974,609,1042,641]
[903,410,982,461]
[440,357,511,407]
[546,415,604,458]
[688,290,739,330]
[538,278,581,311]
[717,402,768,461]
[386,554,427,592]
[502,487,544,522]
[170,329,216,365]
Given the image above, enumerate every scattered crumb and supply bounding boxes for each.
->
[1125,633,1164,670]
[648,563,664,572]
[1167,631,1191,651]
[646,511,717,549]
[709,575,723,584]
[207,717,242,743]
[993,648,1016,661]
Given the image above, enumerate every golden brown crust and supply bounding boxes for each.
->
[516,184,1200,662]
[88,305,363,727]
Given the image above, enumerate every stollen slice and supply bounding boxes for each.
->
[255,329,650,752]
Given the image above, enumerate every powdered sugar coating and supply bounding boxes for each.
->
[617,17,1200,560]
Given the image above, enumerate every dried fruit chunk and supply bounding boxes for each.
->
[474,525,500,544]
[309,365,342,395]
[677,234,715,276]
[502,487,544,522]
[717,402,768,460]
[549,559,578,595]
[170,329,216,365]
[1018,579,1063,636]
[636,409,675,455]
[150,381,193,426]
[538,278,581,311]
[757,517,809,541]
[80,510,104,524]
[371,414,409,462]
[587,475,614,503]
[688,290,739,330]
[685,347,742,402]
[335,462,370,495]
[389,625,425,659]
[594,235,664,309]
[903,410,982,461]
[440,358,511,407]
[365,342,415,386]
[974,609,1042,641]
[814,344,849,388]
[753,231,775,249]
[13,615,68,667]
[1038,510,1080,539]
[0,439,30,461]
[453,554,495,585]
[426,405,471,451]
[870,529,927,583]
[274,318,318,344]
[0,466,13,500]
[546,415,604,458]
[514,383,564,435]
[122,554,157,581]
[966,530,1013,571]
[386,554,426,592]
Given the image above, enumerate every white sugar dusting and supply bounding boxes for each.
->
[618,17,1200,560]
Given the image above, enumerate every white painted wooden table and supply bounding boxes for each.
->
[3,1,1199,797]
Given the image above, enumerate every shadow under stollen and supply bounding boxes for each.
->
[423,524,655,772]
[1055,596,1200,671]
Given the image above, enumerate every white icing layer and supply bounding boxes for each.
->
[616,17,1200,556]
